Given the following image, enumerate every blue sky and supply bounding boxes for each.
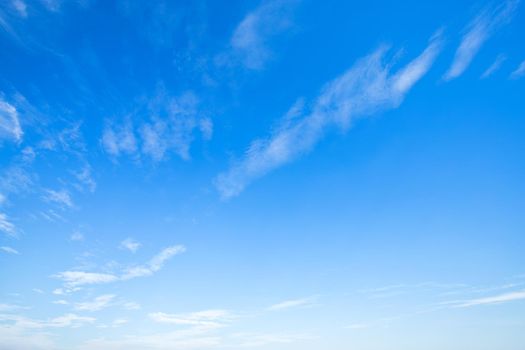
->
[1,0,525,349]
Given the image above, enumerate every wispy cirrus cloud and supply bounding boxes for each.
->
[53,245,186,288]
[0,312,96,329]
[481,54,507,78]
[226,0,299,70]
[42,189,74,208]
[121,245,186,279]
[74,294,116,312]
[149,309,233,329]
[267,296,318,311]
[0,98,23,143]
[215,32,443,198]
[0,212,17,237]
[1,246,19,254]
[53,271,119,288]
[443,0,519,81]
[510,59,525,79]
[101,91,211,162]
[455,289,525,307]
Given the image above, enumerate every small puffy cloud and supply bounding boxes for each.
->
[12,0,28,17]
[119,238,141,253]
[0,99,23,143]
[70,231,84,241]
[74,294,115,312]
[199,117,213,141]
[52,300,69,305]
[101,120,138,157]
[74,166,96,193]
[1,246,19,254]
[101,91,211,162]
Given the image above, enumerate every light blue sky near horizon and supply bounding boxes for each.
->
[1,0,525,349]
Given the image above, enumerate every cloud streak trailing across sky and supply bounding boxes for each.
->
[53,245,186,288]
[456,289,525,307]
[443,0,519,81]
[215,32,443,198]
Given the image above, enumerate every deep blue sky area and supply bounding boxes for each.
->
[1,1,524,349]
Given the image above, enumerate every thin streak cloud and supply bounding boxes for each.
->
[215,32,443,198]
[443,0,519,81]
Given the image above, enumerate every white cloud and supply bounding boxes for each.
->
[481,54,507,78]
[54,245,186,288]
[267,296,318,311]
[42,189,73,208]
[12,0,28,17]
[102,92,210,162]
[74,294,116,312]
[119,238,141,253]
[510,59,525,79]
[456,289,525,307]
[112,318,128,326]
[215,32,442,198]
[149,309,233,329]
[0,99,23,143]
[52,300,69,305]
[443,0,518,81]
[1,246,19,254]
[74,166,96,193]
[53,271,119,288]
[121,245,186,279]
[199,117,213,141]
[229,0,298,69]
[122,301,141,310]
[101,120,138,157]
[70,231,84,241]
[0,313,95,329]
[0,212,16,236]
[32,288,44,294]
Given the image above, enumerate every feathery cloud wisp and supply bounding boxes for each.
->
[1,246,19,254]
[215,32,443,198]
[443,0,519,81]
[0,213,16,237]
[481,54,507,78]
[53,245,186,288]
[74,294,116,312]
[510,60,525,79]
[456,289,525,307]
[43,189,74,208]
[267,296,318,311]
[229,0,298,70]
[121,245,186,279]
[0,99,23,143]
